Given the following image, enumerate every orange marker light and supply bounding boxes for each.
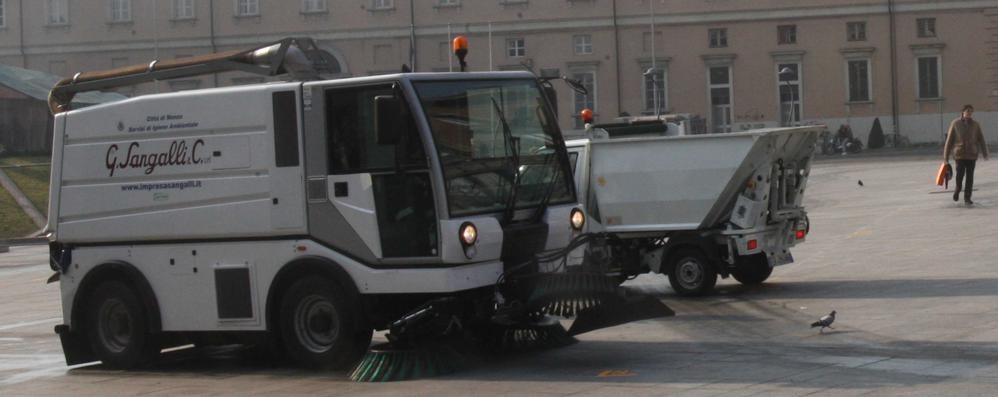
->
[452,36,469,53]
[580,108,594,124]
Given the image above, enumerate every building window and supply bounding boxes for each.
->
[438,0,460,6]
[48,0,70,24]
[235,0,259,16]
[917,56,940,99]
[174,0,195,19]
[109,0,131,22]
[302,0,326,13]
[372,0,394,10]
[847,22,866,41]
[917,18,936,38]
[573,34,592,55]
[0,0,6,28]
[777,63,802,125]
[777,25,797,45]
[847,59,871,102]
[573,71,596,128]
[709,28,727,48]
[643,68,666,114]
[708,66,732,133]
[507,38,525,57]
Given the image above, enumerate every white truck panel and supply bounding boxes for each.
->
[59,174,268,219]
[61,85,279,142]
[585,133,755,232]
[573,127,821,233]
[327,174,382,258]
[53,84,307,243]
[439,216,503,263]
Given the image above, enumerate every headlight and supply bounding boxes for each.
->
[570,208,586,230]
[459,222,478,246]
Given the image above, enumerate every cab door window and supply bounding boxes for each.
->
[325,84,437,258]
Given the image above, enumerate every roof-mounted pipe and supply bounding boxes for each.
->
[48,37,337,114]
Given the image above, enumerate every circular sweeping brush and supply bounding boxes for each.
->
[349,343,463,382]
[524,272,620,318]
[479,316,577,354]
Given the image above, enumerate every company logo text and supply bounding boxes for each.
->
[105,139,207,177]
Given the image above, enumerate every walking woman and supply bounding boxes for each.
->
[943,104,989,205]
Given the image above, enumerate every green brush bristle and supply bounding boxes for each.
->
[350,343,462,382]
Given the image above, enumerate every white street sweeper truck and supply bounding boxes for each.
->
[45,38,672,380]
[567,123,822,295]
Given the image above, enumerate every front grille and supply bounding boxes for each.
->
[500,222,549,271]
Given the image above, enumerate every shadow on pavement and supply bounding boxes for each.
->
[64,337,998,389]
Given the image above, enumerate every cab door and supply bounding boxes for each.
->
[302,82,438,262]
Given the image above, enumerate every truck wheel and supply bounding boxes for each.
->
[667,249,717,296]
[85,280,160,368]
[279,276,372,369]
[732,254,773,285]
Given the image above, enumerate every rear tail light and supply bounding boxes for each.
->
[747,239,758,251]
[795,230,806,240]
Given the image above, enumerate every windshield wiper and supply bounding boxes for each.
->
[528,153,560,223]
[529,103,566,223]
[491,97,520,225]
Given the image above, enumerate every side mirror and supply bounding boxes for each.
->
[374,95,400,145]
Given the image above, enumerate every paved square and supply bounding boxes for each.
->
[2,154,998,396]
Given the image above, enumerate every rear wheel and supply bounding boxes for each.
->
[732,254,773,285]
[279,276,372,369]
[85,280,160,368]
[667,249,717,296]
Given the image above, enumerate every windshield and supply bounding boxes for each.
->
[414,79,575,217]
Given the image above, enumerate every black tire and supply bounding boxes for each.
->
[732,254,773,285]
[667,248,718,296]
[85,280,160,368]
[279,276,372,369]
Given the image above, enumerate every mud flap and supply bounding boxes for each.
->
[567,295,674,336]
[55,324,96,365]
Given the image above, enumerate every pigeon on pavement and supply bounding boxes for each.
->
[857,180,864,187]
[811,310,836,333]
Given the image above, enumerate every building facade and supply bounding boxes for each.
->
[0,0,995,143]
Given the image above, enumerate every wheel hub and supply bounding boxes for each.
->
[98,298,132,353]
[295,295,340,353]
[677,259,704,288]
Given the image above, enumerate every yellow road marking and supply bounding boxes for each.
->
[597,369,636,378]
